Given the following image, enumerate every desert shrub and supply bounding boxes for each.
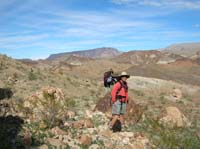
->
[23,87,67,127]
[159,92,166,104]
[23,121,53,146]
[28,71,37,80]
[0,61,3,70]
[92,114,105,127]
[148,96,153,100]
[64,98,76,108]
[138,116,200,148]
[132,89,145,96]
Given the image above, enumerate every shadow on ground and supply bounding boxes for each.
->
[0,115,24,149]
[0,88,13,100]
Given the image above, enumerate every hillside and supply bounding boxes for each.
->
[126,59,200,85]
[163,42,200,57]
[113,50,184,65]
[0,54,200,148]
[47,47,120,60]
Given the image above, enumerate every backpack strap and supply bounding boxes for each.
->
[116,81,127,103]
[116,81,123,95]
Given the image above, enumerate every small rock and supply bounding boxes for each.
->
[72,120,84,129]
[99,130,112,138]
[86,110,93,118]
[39,121,48,129]
[89,144,100,149]
[65,110,76,119]
[131,134,149,149]
[51,126,68,135]
[38,144,48,149]
[46,138,65,148]
[84,118,94,128]
[23,132,32,147]
[79,135,92,146]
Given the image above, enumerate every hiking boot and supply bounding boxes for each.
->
[121,124,128,131]
[109,125,113,130]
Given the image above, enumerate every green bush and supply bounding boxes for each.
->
[139,116,200,148]
[28,72,37,80]
[132,89,145,96]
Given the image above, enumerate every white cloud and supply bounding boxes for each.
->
[112,0,200,9]
[193,24,200,28]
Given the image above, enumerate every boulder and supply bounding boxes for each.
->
[160,106,188,127]
[95,92,146,124]
[23,87,66,122]
[172,88,182,100]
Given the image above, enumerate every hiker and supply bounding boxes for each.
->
[109,71,130,131]
[103,69,115,88]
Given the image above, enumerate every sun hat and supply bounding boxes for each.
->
[119,72,130,78]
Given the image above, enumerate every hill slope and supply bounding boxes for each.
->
[163,42,200,57]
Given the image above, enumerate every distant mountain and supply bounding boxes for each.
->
[112,50,184,65]
[163,42,200,57]
[47,47,120,60]
[126,58,200,86]
[113,50,162,65]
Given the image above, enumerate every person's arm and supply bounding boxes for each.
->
[126,84,128,103]
[111,82,120,103]
[126,92,128,103]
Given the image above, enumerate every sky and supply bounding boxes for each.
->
[0,0,200,59]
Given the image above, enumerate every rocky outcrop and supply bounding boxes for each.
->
[23,87,67,123]
[160,106,189,127]
[95,92,146,124]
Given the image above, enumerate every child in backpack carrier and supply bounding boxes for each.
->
[103,69,116,88]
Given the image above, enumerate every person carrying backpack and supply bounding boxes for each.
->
[103,69,115,88]
[109,71,130,131]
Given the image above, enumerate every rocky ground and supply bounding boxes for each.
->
[0,54,200,148]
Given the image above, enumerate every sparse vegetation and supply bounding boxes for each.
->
[131,89,145,96]
[28,71,37,80]
[0,51,200,148]
[140,116,200,149]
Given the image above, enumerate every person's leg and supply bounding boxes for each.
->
[120,103,127,127]
[119,114,124,125]
[110,115,119,127]
[110,100,120,128]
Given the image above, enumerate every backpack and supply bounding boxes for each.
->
[104,71,112,87]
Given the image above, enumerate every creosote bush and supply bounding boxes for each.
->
[23,87,67,127]
[136,115,200,148]
[28,71,37,80]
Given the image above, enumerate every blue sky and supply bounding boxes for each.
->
[0,0,200,59]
